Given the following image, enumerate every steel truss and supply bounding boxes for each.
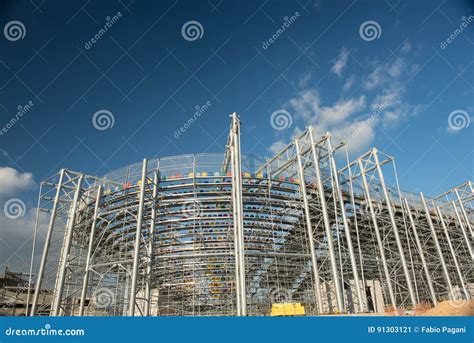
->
[28,115,473,316]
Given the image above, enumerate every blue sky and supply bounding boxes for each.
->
[0,0,473,269]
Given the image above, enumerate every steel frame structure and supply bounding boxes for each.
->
[28,114,473,316]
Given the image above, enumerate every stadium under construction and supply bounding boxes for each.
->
[26,113,473,317]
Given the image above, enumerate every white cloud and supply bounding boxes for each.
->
[332,119,378,154]
[287,90,365,127]
[343,75,356,92]
[371,89,425,129]
[371,90,401,111]
[364,65,385,90]
[361,56,426,128]
[0,207,49,273]
[0,167,38,272]
[288,89,321,122]
[0,167,35,198]
[364,57,407,90]
[382,103,425,129]
[269,140,287,154]
[400,41,411,53]
[331,48,349,77]
[319,96,366,125]
[278,53,425,156]
[285,90,372,154]
[298,71,313,89]
[387,58,405,78]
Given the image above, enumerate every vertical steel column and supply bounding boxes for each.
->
[52,174,84,316]
[129,159,148,316]
[455,189,473,239]
[358,159,398,310]
[230,113,247,315]
[372,149,417,308]
[325,132,363,312]
[31,170,66,315]
[345,149,368,311]
[79,185,102,315]
[295,139,324,313]
[145,171,158,316]
[403,199,437,306]
[308,131,343,312]
[26,182,44,316]
[420,193,455,298]
[435,206,470,300]
[451,201,473,260]
[230,136,242,316]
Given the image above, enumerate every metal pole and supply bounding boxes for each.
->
[145,172,158,316]
[52,174,84,316]
[358,159,398,310]
[403,199,437,306]
[308,131,344,312]
[420,193,455,298]
[455,189,473,238]
[435,206,470,301]
[451,201,473,260]
[325,132,363,312]
[26,182,44,316]
[295,139,324,314]
[372,149,417,308]
[79,185,102,316]
[231,113,247,315]
[230,135,242,316]
[344,147,367,312]
[129,159,148,316]
[31,169,66,316]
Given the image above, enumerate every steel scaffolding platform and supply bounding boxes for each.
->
[28,113,473,316]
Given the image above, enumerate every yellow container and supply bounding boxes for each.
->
[270,303,305,316]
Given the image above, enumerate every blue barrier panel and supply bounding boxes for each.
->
[0,316,472,343]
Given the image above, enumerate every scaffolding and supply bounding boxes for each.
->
[27,113,473,316]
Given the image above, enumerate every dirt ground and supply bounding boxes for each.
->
[418,300,474,316]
